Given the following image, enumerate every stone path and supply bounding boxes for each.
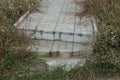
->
[16,0,97,58]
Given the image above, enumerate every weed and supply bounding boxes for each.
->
[0,0,39,79]
[74,0,120,78]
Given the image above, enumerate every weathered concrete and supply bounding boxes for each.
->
[15,0,97,58]
[16,0,96,42]
[15,0,98,70]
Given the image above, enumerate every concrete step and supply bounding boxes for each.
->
[15,0,97,43]
[14,0,97,59]
[27,40,93,58]
[16,12,96,43]
[17,11,95,35]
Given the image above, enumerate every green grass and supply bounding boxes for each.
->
[2,56,44,80]
[86,0,120,77]
[2,57,95,80]
[1,57,119,80]
[0,0,39,26]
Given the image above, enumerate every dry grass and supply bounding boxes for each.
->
[74,0,120,78]
[0,0,39,79]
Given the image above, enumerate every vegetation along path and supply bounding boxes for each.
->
[15,0,97,69]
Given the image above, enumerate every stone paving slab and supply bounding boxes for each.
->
[38,23,56,32]
[47,0,65,13]
[55,24,74,33]
[58,13,75,24]
[62,0,76,13]
[40,13,60,23]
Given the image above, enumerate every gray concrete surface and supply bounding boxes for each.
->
[16,0,97,58]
